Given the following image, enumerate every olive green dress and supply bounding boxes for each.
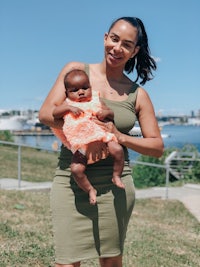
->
[50,74,139,264]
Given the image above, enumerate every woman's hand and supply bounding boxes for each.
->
[86,117,120,164]
[92,116,122,142]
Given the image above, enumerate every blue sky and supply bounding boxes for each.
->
[0,0,200,116]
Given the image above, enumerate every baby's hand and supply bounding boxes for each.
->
[69,106,84,117]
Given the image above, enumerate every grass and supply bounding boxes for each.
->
[0,190,199,267]
[0,144,59,182]
[0,143,200,266]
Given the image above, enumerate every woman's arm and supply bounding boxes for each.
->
[39,61,85,129]
[116,87,164,158]
[98,88,164,158]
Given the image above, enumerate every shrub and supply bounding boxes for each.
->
[0,130,14,142]
[132,145,200,188]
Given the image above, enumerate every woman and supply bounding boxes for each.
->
[39,16,164,267]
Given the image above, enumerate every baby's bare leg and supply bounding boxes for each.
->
[71,151,97,205]
[107,141,125,189]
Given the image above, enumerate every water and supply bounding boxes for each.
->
[161,125,200,150]
[14,125,200,160]
[129,125,200,160]
[14,134,60,151]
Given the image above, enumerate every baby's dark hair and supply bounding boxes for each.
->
[64,69,89,97]
[64,69,88,89]
[108,17,157,85]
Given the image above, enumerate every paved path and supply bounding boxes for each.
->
[0,178,200,223]
[0,178,52,191]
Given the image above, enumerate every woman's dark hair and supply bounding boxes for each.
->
[108,17,157,85]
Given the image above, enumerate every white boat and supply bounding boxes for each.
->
[128,126,142,136]
[129,126,170,139]
[161,133,171,139]
[187,118,200,126]
[26,113,40,127]
[0,115,28,131]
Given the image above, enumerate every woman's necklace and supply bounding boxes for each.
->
[104,79,117,95]
[100,74,128,99]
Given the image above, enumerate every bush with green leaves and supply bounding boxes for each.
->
[132,150,169,188]
[0,130,14,142]
[132,145,200,188]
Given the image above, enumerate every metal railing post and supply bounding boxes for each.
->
[18,145,21,188]
[164,151,178,200]
[165,163,169,199]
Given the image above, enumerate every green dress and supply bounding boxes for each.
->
[50,76,139,264]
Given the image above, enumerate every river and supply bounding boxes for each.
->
[14,125,200,161]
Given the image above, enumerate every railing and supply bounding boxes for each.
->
[0,140,56,188]
[130,151,200,199]
[1,140,199,199]
[130,160,168,198]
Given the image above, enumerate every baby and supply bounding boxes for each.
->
[52,69,125,205]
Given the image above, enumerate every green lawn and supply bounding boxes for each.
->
[1,143,200,266]
[0,190,199,267]
[0,144,58,182]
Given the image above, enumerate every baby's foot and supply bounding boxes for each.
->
[112,176,125,189]
[89,188,97,205]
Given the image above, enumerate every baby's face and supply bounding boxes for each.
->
[67,74,92,102]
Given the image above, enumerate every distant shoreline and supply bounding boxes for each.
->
[12,130,54,136]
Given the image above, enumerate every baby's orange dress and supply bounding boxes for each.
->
[52,91,117,157]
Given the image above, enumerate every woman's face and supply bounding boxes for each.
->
[104,20,140,67]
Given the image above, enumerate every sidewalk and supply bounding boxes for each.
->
[0,178,200,222]
[0,178,52,191]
